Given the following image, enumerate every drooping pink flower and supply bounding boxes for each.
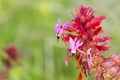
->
[55,19,69,38]
[69,37,83,53]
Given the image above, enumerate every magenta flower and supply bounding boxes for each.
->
[69,37,83,53]
[55,19,69,38]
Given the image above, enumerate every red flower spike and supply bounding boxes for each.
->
[4,44,19,60]
[3,44,20,68]
[55,5,117,80]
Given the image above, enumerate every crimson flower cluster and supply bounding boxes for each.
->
[55,5,120,80]
[3,44,20,68]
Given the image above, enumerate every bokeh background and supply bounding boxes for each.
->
[0,0,120,80]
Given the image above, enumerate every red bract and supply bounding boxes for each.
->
[96,44,110,51]
[91,15,106,29]
[96,36,112,42]
[54,5,120,80]
[66,27,75,32]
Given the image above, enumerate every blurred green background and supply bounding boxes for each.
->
[0,0,120,80]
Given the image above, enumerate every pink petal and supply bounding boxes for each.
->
[55,24,60,33]
[78,49,86,54]
[55,19,61,33]
[87,48,91,55]
[69,38,75,51]
[65,55,69,66]
[58,28,64,36]
[63,22,69,30]
[75,40,83,49]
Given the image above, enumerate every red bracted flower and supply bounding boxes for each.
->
[54,5,119,80]
[3,44,20,68]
